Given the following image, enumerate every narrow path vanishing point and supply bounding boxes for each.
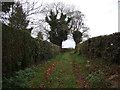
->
[37,52,90,88]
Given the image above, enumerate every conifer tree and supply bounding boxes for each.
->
[8,2,29,30]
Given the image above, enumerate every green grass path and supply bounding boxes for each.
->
[42,53,78,88]
[30,52,92,88]
[30,52,88,88]
[4,52,114,88]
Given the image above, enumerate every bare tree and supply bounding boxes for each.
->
[0,2,14,24]
[37,2,74,39]
[0,0,43,26]
[67,10,89,42]
[41,2,89,43]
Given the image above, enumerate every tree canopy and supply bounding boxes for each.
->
[45,10,71,48]
[8,2,29,30]
[43,2,89,47]
[2,2,14,13]
[73,30,82,45]
[1,1,89,47]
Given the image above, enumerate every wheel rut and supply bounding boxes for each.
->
[72,61,90,88]
[39,62,59,88]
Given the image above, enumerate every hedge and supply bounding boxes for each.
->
[2,24,60,77]
[75,32,120,64]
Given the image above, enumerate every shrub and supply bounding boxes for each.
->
[2,68,34,88]
[76,32,120,64]
[2,24,60,77]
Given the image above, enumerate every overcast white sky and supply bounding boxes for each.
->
[17,0,118,48]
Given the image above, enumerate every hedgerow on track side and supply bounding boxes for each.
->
[2,24,60,77]
[75,32,120,64]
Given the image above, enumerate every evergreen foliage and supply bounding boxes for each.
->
[73,30,82,45]
[2,2,15,13]
[8,2,29,30]
[37,32,43,40]
[2,24,60,77]
[45,10,71,48]
[75,33,120,64]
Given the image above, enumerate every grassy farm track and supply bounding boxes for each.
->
[3,52,119,88]
[30,52,90,88]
